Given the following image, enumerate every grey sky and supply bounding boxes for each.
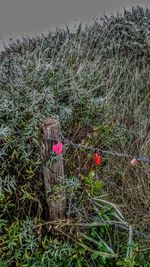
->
[0,0,150,44]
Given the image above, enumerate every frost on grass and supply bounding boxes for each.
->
[0,6,150,266]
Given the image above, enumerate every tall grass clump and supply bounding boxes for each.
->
[0,6,150,266]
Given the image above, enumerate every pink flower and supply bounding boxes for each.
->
[52,142,63,155]
[130,158,138,166]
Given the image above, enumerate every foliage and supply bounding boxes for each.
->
[0,5,150,266]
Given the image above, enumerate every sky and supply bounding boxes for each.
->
[0,0,150,49]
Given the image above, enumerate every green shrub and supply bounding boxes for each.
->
[0,6,150,266]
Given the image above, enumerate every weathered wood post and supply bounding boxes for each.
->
[41,116,66,221]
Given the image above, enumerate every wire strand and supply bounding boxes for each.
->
[43,136,150,164]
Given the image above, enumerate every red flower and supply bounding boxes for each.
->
[93,153,102,166]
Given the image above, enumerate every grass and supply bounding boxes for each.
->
[0,5,150,266]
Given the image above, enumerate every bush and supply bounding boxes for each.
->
[0,6,150,266]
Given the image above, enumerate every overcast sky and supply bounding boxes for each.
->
[1,0,150,46]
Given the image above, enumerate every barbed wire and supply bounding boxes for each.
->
[43,135,150,164]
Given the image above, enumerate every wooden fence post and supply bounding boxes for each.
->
[41,116,66,221]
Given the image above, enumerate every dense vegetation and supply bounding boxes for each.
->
[0,6,150,266]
